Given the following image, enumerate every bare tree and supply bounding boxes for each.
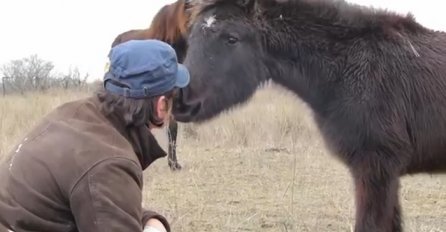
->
[25,54,54,90]
[0,54,90,95]
[61,66,89,89]
[1,54,54,94]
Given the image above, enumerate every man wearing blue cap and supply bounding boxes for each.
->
[0,39,189,232]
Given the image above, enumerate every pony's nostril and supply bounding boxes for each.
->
[177,86,204,106]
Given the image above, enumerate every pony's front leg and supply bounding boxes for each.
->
[352,157,402,232]
[167,119,181,171]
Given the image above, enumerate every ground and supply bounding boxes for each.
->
[1,86,445,231]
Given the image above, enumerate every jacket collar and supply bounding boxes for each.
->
[91,96,167,170]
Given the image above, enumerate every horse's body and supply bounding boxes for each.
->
[174,0,446,231]
[112,0,191,170]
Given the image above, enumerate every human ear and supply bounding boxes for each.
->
[155,96,169,121]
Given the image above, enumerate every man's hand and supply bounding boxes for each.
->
[144,218,167,232]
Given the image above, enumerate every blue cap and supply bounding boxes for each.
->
[103,39,190,98]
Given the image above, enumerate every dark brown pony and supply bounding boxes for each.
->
[111,0,192,171]
[175,0,446,231]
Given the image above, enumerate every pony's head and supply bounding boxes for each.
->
[173,0,281,122]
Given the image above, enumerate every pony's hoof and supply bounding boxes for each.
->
[168,162,182,171]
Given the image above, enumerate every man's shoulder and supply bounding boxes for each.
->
[20,95,136,162]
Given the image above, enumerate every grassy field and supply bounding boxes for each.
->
[1,86,445,231]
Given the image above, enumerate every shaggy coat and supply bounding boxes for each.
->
[173,0,446,231]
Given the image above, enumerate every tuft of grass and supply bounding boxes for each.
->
[1,86,445,231]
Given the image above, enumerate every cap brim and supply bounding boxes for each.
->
[175,63,190,88]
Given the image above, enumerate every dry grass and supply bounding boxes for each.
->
[0,89,92,162]
[1,86,445,231]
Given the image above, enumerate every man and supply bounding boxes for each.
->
[0,39,190,232]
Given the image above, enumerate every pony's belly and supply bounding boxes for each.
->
[405,150,446,174]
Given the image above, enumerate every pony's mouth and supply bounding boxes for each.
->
[172,100,202,122]
[172,87,204,122]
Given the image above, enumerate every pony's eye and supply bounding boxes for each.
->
[227,35,239,44]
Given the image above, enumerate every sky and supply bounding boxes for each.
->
[0,0,444,82]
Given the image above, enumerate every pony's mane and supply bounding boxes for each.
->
[187,0,425,35]
[147,0,191,43]
[320,0,422,33]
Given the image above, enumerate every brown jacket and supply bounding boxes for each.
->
[0,96,171,232]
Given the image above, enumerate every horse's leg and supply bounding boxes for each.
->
[167,118,181,171]
[352,154,402,232]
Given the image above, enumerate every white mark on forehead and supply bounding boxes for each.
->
[202,15,217,29]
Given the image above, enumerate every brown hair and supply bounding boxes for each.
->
[95,85,175,127]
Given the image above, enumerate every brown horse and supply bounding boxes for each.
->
[111,0,192,171]
[175,0,446,231]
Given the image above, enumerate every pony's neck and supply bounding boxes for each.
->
[260,0,424,111]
